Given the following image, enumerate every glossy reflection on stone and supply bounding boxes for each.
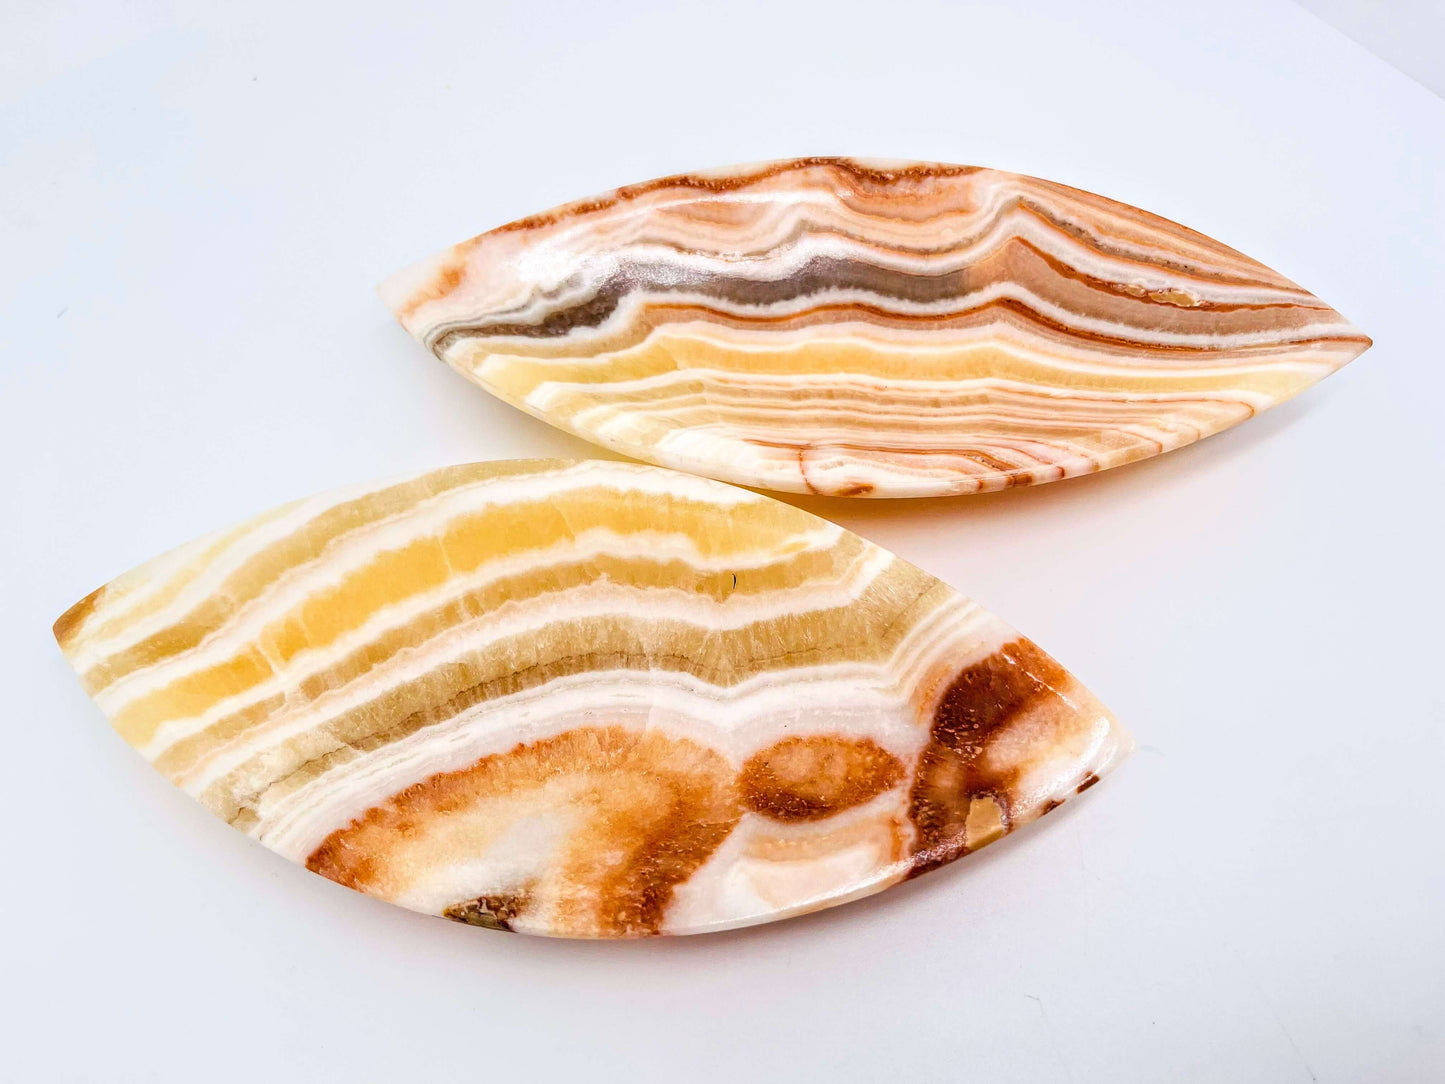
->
[382,157,1370,497]
[54,459,1130,937]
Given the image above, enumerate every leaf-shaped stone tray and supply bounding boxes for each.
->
[382,158,1369,497]
[55,460,1130,937]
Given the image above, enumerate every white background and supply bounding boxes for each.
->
[1294,0,1445,98]
[3,2,1442,1081]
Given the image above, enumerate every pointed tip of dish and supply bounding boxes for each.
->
[377,246,469,334]
[53,584,104,654]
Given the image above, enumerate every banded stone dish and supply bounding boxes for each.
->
[54,459,1130,937]
[382,157,1369,497]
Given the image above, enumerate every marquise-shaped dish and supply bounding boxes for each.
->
[54,459,1130,937]
[382,157,1370,497]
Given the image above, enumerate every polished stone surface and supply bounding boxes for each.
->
[383,158,1370,497]
[54,459,1129,937]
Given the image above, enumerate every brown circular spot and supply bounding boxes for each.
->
[740,736,903,822]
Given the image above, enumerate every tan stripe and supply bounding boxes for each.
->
[200,565,947,824]
[82,461,557,691]
[152,536,870,779]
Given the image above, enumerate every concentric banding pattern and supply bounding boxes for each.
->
[55,460,1130,937]
[382,157,1370,497]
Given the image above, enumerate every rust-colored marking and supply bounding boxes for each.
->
[907,638,1069,876]
[740,735,904,822]
[307,725,740,938]
[490,158,983,237]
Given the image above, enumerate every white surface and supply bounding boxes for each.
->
[1295,0,1445,99]
[2,2,1442,1081]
